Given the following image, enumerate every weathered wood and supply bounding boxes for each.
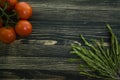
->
[0,44,72,57]
[1,0,120,79]
[0,57,80,70]
[0,70,95,80]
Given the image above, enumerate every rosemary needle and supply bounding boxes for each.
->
[71,24,120,80]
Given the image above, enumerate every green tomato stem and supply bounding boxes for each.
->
[0,2,17,26]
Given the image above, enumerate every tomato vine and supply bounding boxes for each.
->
[0,0,33,44]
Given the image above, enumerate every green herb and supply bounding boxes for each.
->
[71,24,120,80]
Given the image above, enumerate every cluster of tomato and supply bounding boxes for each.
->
[0,0,32,44]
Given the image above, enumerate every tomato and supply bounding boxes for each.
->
[7,0,18,10]
[15,20,32,37]
[0,18,3,28]
[0,0,18,10]
[0,23,2,28]
[8,0,18,6]
[15,2,32,19]
[0,27,16,44]
[0,0,6,8]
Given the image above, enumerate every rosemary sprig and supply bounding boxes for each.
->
[71,24,120,80]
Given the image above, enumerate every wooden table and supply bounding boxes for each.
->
[0,0,120,80]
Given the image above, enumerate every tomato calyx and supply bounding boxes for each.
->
[0,4,18,27]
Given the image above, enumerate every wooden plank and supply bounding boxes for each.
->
[0,57,80,71]
[0,70,66,80]
[0,0,120,79]
[0,70,94,80]
[25,0,120,43]
[25,0,120,42]
[1,79,65,80]
[28,0,120,23]
[0,44,76,58]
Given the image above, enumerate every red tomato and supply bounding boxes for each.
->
[0,27,16,44]
[8,0,18,6]
[0,0,18,10]
[0,23,2,28]
[0,0,6,8]
[0,19,3,28]
[15,2,32,19]
[15,20,32,37]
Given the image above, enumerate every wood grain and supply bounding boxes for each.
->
[0,0,120,79]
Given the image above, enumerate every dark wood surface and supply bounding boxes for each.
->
[0,0,120,80]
